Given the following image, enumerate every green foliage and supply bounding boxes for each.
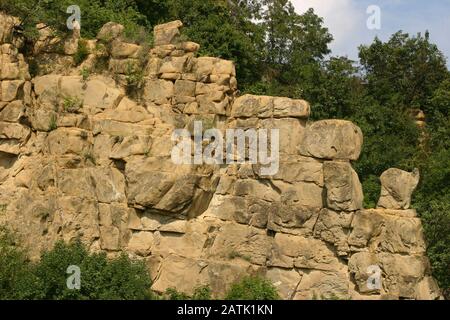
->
[63,96,83,113]
[0,0,149,40]
[359,31,448,110]
[28,58,40,78]
[48,114,57,131]
[122,24,153,46]
[7,241,152,300]
[92,55,110,74]
[0,227,30,300]
[225,276,280,300]
[192,285,212,300]
[73,40,89,66]
[414,198,450,296]
[80,67,90,81]
[164,288,190,300]
[163,285,212,300]
[125,61,145,96]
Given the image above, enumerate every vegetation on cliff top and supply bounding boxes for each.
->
[0,0,449,297]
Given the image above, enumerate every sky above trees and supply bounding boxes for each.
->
[292,0,450,66]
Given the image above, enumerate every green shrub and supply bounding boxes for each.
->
[92,55,110,74]
[1,235,153,300]
[63,96,83,113]
[164,288,190,300]
[125,61,145,96]
[164,285,212,300]
[48,114,58,131]
[73,40,89,66]
[414,197,450,298]
[192,286,212,300]
[25,241,153,300]
[225,276,279,300]
[80,67,90,82]
[0,227,30,300]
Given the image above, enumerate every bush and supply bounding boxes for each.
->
[225,276,279,300]
[164,288,190,300]
[26,241,153,300]
[125,60,146,97]
[164,285,212,300]
[0,235,153,300]
[48,114,57,131]
[73,40,89,66]
[63,96,83,113]
[415,199,450,298]
[0,228,30,300]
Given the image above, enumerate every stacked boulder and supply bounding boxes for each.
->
[0,12,442,300]
[0,12,31,156]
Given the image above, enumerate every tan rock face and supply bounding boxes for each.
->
[0,15,441,300]
[231,94,310,119]
[324,161,363,211]
[0,12,19,44]
[348,209,426,255]
[97,22,124,42]
[154,21,183,46]
[377,168,420,210]
[300,120,363,160]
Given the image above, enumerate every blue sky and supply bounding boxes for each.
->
[292,0,450,67]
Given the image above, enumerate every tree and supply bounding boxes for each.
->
[260,3,332,83]
[0,0,149,40]
[244,4,333,98]
[309,57,363,120]
[359,31,448,110]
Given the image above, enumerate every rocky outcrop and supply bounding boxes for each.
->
[377,168,420,210]
[0,12,442,300]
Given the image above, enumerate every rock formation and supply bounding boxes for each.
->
[0,12,442,300]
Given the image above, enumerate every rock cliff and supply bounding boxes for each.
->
[0,12,442,299]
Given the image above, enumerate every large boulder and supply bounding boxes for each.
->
[97,22,124,42]
[269,233,342,271]
[323,161,363,211]
[231,94,310,119]
[1,80,24,101]
[348,251,432,299]
[314,209,353,256]
[143,79,174,105]
[377,168,420,210]
[348,209,426,255]
[110,40,142,59]
[153,20,183,46]
[300,120,363,160]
